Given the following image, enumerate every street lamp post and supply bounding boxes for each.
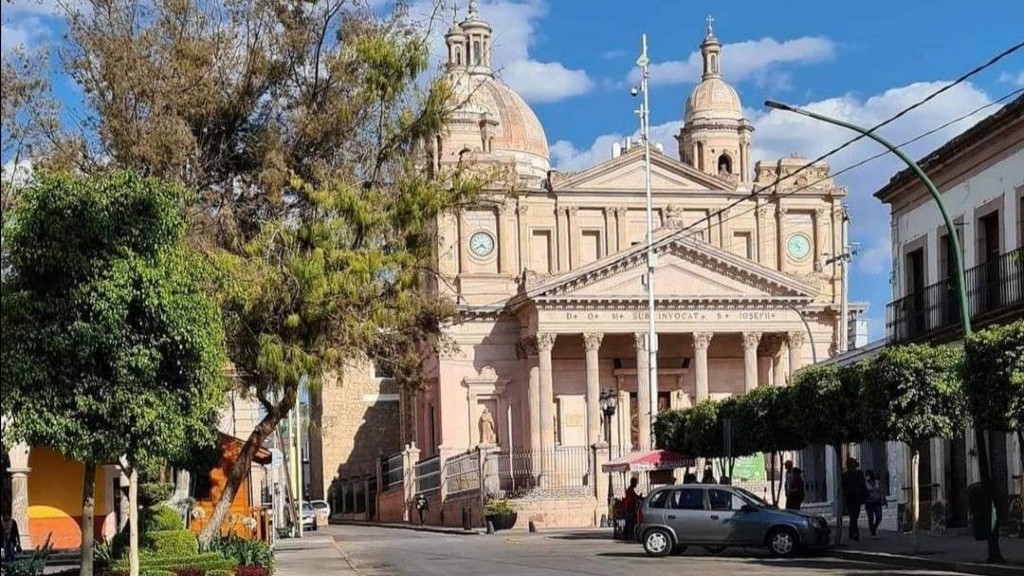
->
[635,34,658,449]
[764,100,1001,562]
[601,389,618,507]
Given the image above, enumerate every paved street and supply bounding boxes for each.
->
[275,524,971,576]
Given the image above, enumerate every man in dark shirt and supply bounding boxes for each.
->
[623,477,640,540]
[841,457,869,541]
[2,513,22,564]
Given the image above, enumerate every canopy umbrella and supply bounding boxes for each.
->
[602,449,694,474]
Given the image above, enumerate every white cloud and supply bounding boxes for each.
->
[999,71,1024,88]
[629,36,836,87]
[409,0,593,103]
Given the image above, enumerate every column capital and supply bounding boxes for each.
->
[693,331,714,351]
[499,202,515,216]
[566,206,579,216]
[516,203,530,216]
[536,333,557,352]
[741,331,762,351]
[757,206,773,219]
[787,331,806,348]
[582,332,604,352]
[776,205,789,217]
[633,332,649,351]
[516,336,538,358]
[614,207,629,217]
[815,207,830,220]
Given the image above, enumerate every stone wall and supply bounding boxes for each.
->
[510,496,601,529]
[310,360,404,501]
[377,487,407,524]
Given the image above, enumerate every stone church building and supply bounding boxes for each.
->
[314,7,862,523]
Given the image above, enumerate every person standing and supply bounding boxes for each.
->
[864,470,885,536]
[787,468,806,510]
[623,477,640,540]
[701,465,717,484]
[2,513,22,564]
[841,457,869,541]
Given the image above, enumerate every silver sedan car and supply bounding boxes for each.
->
[635,484,830,558]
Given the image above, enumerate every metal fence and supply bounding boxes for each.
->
[443,451,480,496]
[384,453,404,491]
[887,246,1023,343]
[493,446,593,498]
[415,456,441,495]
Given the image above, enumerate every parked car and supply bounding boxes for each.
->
[300,502,318,532]
[635,484,829,558]
[309,499,331,525]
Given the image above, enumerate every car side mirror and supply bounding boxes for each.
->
[740,504,758,513]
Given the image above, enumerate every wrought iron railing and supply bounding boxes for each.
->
[886,246,1023,344]
[415,456,441,495]
[443,451,480,496]
[384,453,404,491]
[493,446,592,498]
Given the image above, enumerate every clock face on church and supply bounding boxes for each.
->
[787,233,812,261]
[469,231,495,257]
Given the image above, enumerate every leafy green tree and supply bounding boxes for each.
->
[862,344,966,534]
[734,386,805,504]
[964,321,1024,467]
[1,172,227,576]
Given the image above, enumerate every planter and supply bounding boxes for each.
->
[485,511,518,531]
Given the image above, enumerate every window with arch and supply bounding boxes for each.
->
[710,54,719,74]
[717,153,732,176]
[455,47,462,66]
[473,40,481,65]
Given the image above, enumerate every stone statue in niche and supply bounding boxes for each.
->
[478,406,497,445]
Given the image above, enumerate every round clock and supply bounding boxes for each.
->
[469,231,495,257]
[787,233,812,260]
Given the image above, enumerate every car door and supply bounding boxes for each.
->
[707,488,762,545]
[665,487,706,544]
[642,488,671,526]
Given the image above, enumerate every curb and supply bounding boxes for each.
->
[829,549,1024,576]
[331,520,484,536]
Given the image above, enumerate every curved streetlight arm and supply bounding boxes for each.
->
[785,303,818,365]
[764,100,972,337]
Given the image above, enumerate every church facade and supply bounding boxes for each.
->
[412,6,858,507]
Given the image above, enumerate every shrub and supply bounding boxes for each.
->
[113,552,237,573]
[234,566,269,576]
[171,569,204,576]
[483,498,514,516]
[140,571,176,576]
[139,482,175,507]
[206,537,273,570]
[145,530,199,557]
[143,505,186,532]
[206,570,235,576]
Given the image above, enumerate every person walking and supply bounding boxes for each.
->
[701,465,717,484]
[2,513,22,565]
[864,470,885,536]
[787,468,806,511]
[841,457,869,541]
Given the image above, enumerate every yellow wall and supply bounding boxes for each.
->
[28,446,111,549]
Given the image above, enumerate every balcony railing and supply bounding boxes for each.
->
[886,246,1023,344]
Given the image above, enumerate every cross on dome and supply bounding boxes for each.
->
[706,14,714,36]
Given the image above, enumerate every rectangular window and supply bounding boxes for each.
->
[671,488,705,510]
[709,489,743,511]
[732,231,753,260]
[531,230,553,274]
[581,230,602,264]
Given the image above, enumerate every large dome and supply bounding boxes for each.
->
[439,4,550,181]
[685,77,743,122]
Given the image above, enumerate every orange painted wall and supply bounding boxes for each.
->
[28,447,111,549]
[190,436,264,540]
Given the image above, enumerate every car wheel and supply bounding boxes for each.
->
[642,528,673,557]
[703,545,727,554]
[672,545,688,556]
[767,527,799,557]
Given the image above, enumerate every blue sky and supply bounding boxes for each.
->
[3,0,1024,341]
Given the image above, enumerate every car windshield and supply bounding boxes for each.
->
[302,503,314,512]
[732,487,771,509]
[312,502,328,510]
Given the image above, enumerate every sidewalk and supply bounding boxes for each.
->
[828,530,1024,576]
[332,519,484,536]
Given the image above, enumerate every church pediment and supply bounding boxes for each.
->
[552,147,737,192]
[514,232,817,306]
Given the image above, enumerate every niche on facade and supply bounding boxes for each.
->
[462,367,509,448]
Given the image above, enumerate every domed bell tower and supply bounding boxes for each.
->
[676,16,754,184]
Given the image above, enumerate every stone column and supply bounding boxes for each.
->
[757,205,772,267]
[498,203,515,275]
[556,207,569,273]
[693,332,714,402]
[516,203,529,274]
[788,331,806,375]
[615,208,629,254]
[634,333,651,451]
[617,388,631,453]
[583,333,604,448]
[604,208,617,255]
[8,443,31,549]
[776,206,788,272]
[517,337,542,473]
[741,331,762,393]
[567,206,580,269]
[815,208,830,269]
[537,333,557,480]
[458,211,470,274]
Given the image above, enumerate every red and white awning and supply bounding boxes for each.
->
[602,449,694,473]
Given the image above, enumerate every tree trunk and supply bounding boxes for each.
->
[911,446,920,553]
[976,430,1005,564]
[198,407,285,546]
[834,445,844,547]
[80,461,96,576]
[769,451,778,506]
[129,468,139,576]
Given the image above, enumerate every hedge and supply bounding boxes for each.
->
[207,570,235,576]
[143,505,186,532]
[113,552,237,573]
[145,530,199,557]
[140,571,176,576]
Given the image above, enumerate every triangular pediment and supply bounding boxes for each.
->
[553,147,737,192]
[515,231,818,306]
